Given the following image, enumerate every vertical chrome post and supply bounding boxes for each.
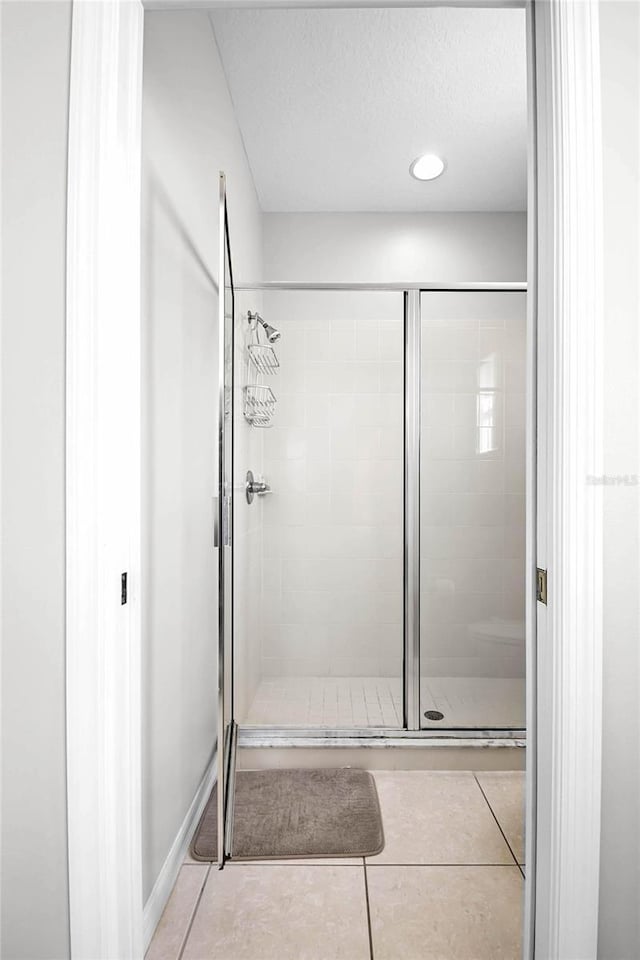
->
[404,290,421,730]
[217,174,237,868]
[217,174,227,869]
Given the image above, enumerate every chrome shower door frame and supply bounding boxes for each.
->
[235,280,527,742]
[404,290,421,730]
[416,286,530,735]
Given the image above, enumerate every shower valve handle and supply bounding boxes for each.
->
[246,470,272,504]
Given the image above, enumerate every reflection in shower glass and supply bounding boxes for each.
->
[420,292,527,730]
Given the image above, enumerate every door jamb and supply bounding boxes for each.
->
[530,2,604,956]
[65,1,144,956]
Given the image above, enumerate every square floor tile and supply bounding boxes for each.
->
[182,865,370,960]
[366,771,513,864]
[146,865,209,960]
[367,865,523,959]
[475,771,525,863]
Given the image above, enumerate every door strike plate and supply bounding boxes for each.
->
[536,567,548,605]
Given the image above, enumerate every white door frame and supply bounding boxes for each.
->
[531,1,604,956]
[65,1,603,957]
[66,0,144,957]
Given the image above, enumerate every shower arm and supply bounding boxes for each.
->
[247,311,263,340]
[247,311,281,344]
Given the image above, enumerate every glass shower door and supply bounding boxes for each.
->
[419,291,527,730]
[238,288,405,729]
[217,174,237,866]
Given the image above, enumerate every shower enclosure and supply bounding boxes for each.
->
[217,179,527,861]
[231,282,527,732]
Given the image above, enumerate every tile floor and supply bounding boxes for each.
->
[147,770,525,960]
[243,676,525,729]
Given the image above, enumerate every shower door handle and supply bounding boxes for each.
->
[222,494,231,546]
[213,494,232,546]
[212,494,231,546]
[212,496,219,547]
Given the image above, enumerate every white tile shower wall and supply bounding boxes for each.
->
[260,292,404,681]
[420,292,527,680]
[234,292,265,721]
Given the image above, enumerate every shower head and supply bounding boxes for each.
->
[266,326,281,344]
[249,311,282,344]
[257,314,282,343]
[259,318,281,344]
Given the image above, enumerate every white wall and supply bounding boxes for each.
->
[597,3,640,958]
[262,212,527,284]
[141,10,262,902]
[0,2,72,957]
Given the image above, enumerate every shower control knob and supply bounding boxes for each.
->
[246,470,272,504]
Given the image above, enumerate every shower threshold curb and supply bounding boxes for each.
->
[238,727,526,749]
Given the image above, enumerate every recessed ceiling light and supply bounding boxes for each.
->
[409,154,445,181]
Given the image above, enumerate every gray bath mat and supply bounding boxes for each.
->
[191,768,384,861]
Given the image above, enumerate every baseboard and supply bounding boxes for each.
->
[143,752,217,951]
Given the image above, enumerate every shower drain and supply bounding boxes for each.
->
[424,710,444,721]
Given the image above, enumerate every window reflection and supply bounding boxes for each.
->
[476,352,500,455]
[477,391,497,455]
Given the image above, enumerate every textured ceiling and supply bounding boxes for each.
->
[210,7,527,213]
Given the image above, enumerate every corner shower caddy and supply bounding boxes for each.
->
[243,311,279,427]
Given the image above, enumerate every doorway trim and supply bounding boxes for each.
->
[65,0,144,957]
[531,1,604,957]
[65,1,604,958]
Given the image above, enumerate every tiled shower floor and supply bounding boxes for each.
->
[243,676,525,729]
